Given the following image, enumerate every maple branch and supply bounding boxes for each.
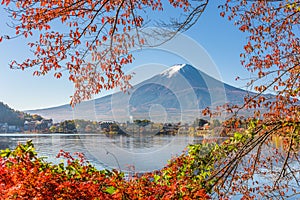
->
[233,64,298,116]
[129,0,143,47]
[274,127,295,187]
[285,162,300,187]
[208,123,281,190]
[147,0,209,47]
[104,148,121,172]
[78,1,109,61]
[251,137,263,175]
[112,0,125,37]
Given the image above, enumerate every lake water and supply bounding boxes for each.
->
[0,133,211,172]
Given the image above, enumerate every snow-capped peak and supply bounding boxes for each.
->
[161,64,187,78]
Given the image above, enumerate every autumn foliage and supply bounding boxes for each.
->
[1,0,300,199]
[220,0,300,120]
[0,141,210,199]
[0,0,208,105]
[206,0,300,198]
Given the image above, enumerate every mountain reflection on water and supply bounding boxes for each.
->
[0,133,289,173]
[0,133,207,171]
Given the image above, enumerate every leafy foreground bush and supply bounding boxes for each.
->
[0,141,210,199]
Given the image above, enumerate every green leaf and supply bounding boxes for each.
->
[154,174,161,182]
[0,148,11,158]
[105,186,116,194]
[234,132,243,140]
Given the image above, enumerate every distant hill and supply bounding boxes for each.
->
[0,102,24,126]
[0,102,51,127]
[28,64,261,122]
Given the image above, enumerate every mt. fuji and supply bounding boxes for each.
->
[28,64,250,122]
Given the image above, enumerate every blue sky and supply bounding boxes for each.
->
[0,1,249,111]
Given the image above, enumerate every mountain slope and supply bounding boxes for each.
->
[28,64,252,122]
[0,102,24,126]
